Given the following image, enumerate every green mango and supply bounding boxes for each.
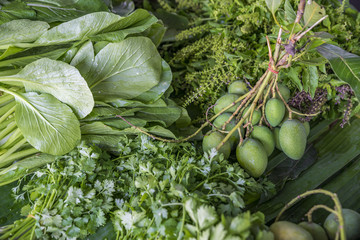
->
[279,120,307,160]
[303,121,310,137]
[298,222,328,240]
[264,83,291,102]
[265,98,286,127]
[270,221,313,240]
[324,209,360,240]
[214,94,240,114]
[228,80,248,95]
[273,127,282,151]
[213,113,243,149]
[242,106,261,125]
[202,131,231,160]
[250,126,275,156]
[277,83,291,102]
[236,139,268,177]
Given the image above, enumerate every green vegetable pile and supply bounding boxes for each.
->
[0,8,191,185]
[1,135,273,239]
[0,0,359,239]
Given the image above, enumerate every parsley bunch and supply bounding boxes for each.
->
[3,135,274,239]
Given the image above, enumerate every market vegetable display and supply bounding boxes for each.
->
[0,8,191,185]
[0,0,360,239]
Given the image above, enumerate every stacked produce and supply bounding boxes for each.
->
[203,80,311,178]
[0,9,191,185]
[0,0,359,239]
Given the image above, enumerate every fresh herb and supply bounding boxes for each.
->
[1,135,274,239]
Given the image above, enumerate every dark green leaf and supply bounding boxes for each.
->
[267,145,317,188]
[255,118,360,222]
[317,44,360,99]
[308,65,318,98]
[284,0,296,23]
[287,67,303,91]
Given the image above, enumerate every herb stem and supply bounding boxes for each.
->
[177,205,186,240]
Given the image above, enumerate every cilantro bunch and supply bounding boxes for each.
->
[3,135,274,239]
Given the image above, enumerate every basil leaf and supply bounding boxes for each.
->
[317,44,360,99]
[15,92,80,155]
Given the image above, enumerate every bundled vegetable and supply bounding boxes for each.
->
[186,0,360,178]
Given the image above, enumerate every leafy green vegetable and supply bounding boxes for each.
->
[2,58,94,118]
[85,37,162,101]
[0,19,49,45]
[317,44,360,99]
[14,92,81,156]
[2,135,274,239]
[0,0,109,24]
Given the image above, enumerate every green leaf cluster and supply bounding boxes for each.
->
[152,0,360,121]
[3,135,274,239]
[0,8,188,185]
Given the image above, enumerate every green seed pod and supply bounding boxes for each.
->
[213,113,243,149]
[270,221,313,240]
[279,119,307,160]
[214,94,240,114]
[273,127,282,151]
[251,126,275,156]
[202,131,231,160]
[265,98,286,127]
[242,106,261,125]
[236,139,268,177]
[228,80,248,95]
[298,222,328,240]
[324,209,360,240]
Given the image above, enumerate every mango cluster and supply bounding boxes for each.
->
[203,80,310,178]
[268,208,360,240]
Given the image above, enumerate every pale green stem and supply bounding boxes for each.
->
[0,138,27,168]
[0,121,16,140]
